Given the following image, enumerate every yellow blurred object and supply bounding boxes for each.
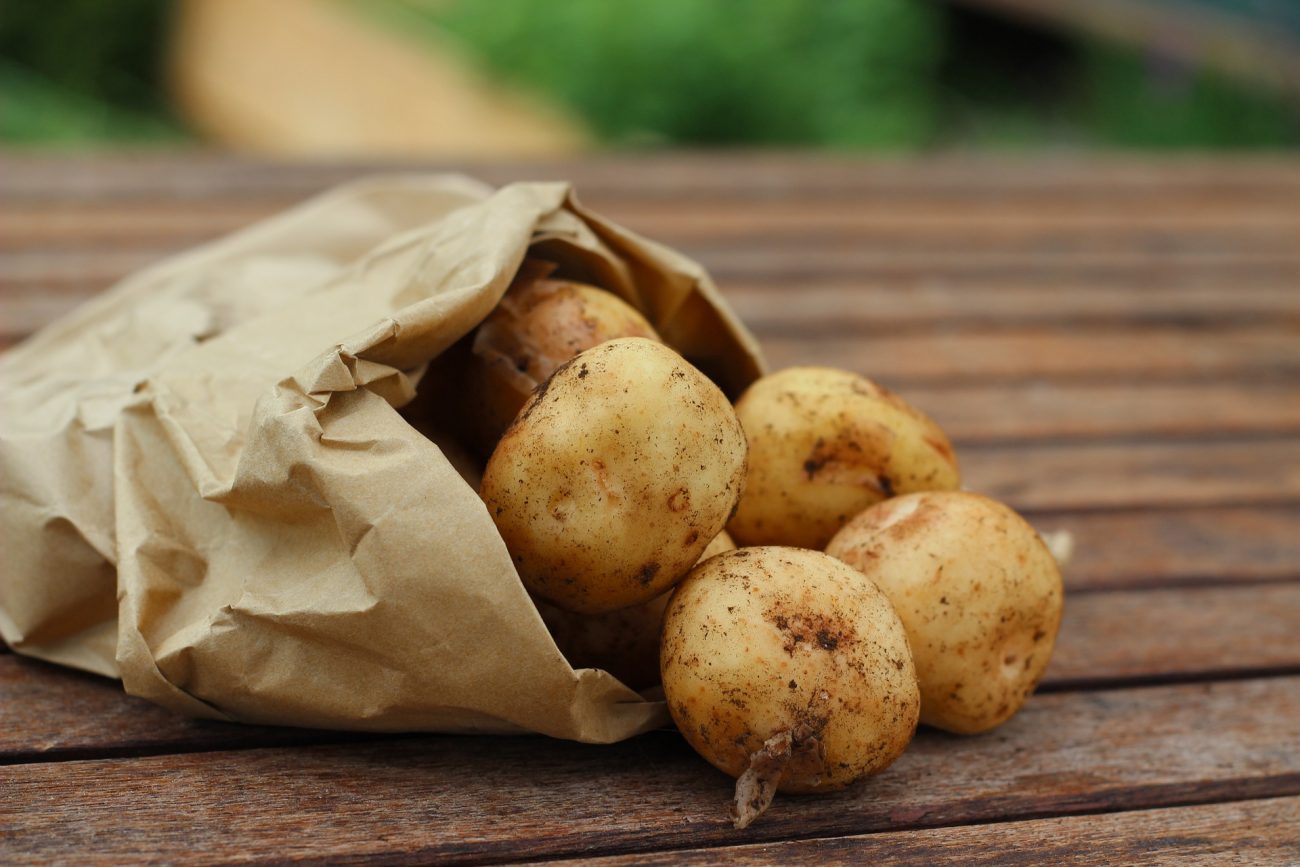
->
[169,0,590,157]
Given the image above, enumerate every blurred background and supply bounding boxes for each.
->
[2,0,1298,155]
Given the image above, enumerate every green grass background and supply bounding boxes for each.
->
[2,0,1296,149]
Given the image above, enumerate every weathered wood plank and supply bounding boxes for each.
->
[5,283,1299,440]
[8,275,1300,338]
[2,678,1297,864]
[1045,583,1300,688]
[4,269,1297,386]
[1037,506,1300,590]
[763,328,1300,386]
[963,437,1300,512]
[4,153,1299,203]
[725,279,1300,334]
[5,247,1298,294]
[559,797,1300,866]
[0,656,361,764]
[5,198,1300,253]
[700,249,1300,286]
[911,383,1300,443]
[3,581,1296,762]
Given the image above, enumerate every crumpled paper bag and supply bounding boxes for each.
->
[0,175,764,742]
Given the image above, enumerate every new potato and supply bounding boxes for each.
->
[728,367,960,550]
[481,338,747,614]
[537,531,736,690]
[466,264,660,453]
[661,547,920,827]
[826,491,1064,735]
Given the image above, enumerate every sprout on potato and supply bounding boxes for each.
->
[661,547,920,828]
[727,367,960,551]
[826,491,1064,735]
[465,260,661,454]
[481,338,747,614]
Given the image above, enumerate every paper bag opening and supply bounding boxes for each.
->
[0,175,764,743]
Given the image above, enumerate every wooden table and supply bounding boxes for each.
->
[2,153,1299,864]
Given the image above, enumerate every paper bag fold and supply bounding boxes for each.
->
[0,175,763,742]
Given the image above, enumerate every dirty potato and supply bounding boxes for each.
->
[826,491,1064,735]
[537,531,736,690]
[466,261,660,453]
[481,338,747,614]
[728,367,959,550]
[661,547,920,828]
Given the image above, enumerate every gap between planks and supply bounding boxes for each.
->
[5,316,1300,389]
[537,796,1300,866]
[5,198,1300,252]
[2,678,1297,865]
[5,246,1299,290]
[8,279,1300,338]
[4,153,1300,202]
[3,581,1299,764]
[6,292,1300,443]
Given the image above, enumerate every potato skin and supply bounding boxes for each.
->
[467,271,660,454]
[481,338,747,614]
[826,491,1064,735]
[728,367,959,550]
[661,547,919,792]
[536,531,736,690]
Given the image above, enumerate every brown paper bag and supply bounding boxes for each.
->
[0,176,764,741]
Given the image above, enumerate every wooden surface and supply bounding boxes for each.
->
[2,152,1299,864]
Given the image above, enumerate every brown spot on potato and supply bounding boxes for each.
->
[668,488,691,512]
[803,458,824,480]
[637,562,662,585]
[767,606,856,655]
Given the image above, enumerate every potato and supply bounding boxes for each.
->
[662,547,919,828]
[536,531,736,690]
[826,491,1064,735]
[481,338,747,614]
[466,260,660,453]
[728,367,959,550]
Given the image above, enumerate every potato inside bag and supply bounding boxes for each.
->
[0,176,764,741]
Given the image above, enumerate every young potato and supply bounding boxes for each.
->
[727,367,959,551]
[536,531,736,690]
[662,547,919,828]
[481,338,747,614]
[826,491,1064,735]
[465,260,661,454]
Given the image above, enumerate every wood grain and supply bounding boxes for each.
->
[727,279,1300,334]
[2,678,1296,864]
[963,437,1300,512]
[1035,506,1300,590]
[559,796,1300,866]
[5,278,1297,387]
[5,293,1299,442]
[3,153,1299,864]
[0,656,363,764]
[1045,583,1300,687]
[9,273,1300,335]
[7,198,1300,252]
[6,247,1298,297]
[2,581,1295,763]
[4,153,1299,203]
[911,383,1300,443]
[762,328,1300,386]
